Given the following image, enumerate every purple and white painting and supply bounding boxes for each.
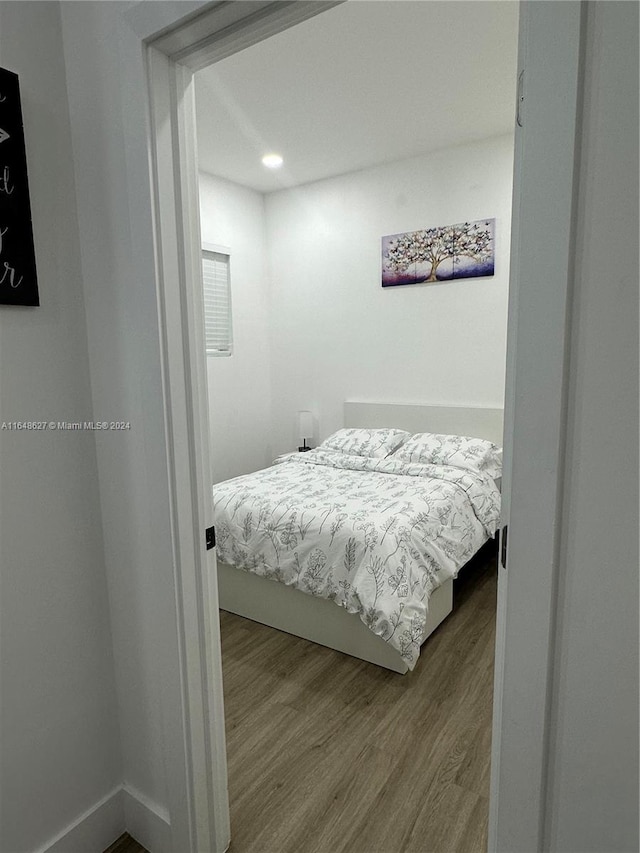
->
[381,218,495,287]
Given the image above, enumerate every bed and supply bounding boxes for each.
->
[214,402,503,674]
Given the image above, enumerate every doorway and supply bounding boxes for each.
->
[192,4,513,847]
[144,2,585,851]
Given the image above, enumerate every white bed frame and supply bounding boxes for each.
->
[217,402,503,674]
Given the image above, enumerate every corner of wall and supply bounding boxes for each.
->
[123,785,172,853]
[37,789,124,853]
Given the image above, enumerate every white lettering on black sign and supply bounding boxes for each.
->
[0,68,39,306]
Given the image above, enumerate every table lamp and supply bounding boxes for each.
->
[298,410,313,452]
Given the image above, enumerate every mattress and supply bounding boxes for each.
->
[212,449,500,670]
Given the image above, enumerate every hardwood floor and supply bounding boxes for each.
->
[220,542,498,853]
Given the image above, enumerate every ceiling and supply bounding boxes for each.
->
[195,1,519,194]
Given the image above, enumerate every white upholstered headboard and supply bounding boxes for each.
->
[344,401,504,446]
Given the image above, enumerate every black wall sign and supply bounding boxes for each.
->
[0,68,39,306]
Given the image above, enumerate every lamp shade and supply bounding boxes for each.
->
[298,410,314,441]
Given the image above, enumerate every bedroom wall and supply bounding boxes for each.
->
[199,172,273,483]
[0,3,122,852]
[264,134,513,456]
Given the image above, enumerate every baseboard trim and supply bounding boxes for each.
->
[36,784,171,853]
[36,787,124,853]
[123,784,171,853]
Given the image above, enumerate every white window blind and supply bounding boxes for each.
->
[202,249,232,356]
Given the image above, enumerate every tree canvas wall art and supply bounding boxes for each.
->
[381,218,495,287]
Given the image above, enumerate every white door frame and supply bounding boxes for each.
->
[146,47,229,853]
[490,3,585,850]
[132,2,586,851]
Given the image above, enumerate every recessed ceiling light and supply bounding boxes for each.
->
[262,153,283,169]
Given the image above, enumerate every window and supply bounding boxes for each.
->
[202,247,232,356]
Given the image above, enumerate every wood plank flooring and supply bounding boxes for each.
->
[220,542,498,853]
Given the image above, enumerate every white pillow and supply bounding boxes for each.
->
[393,432,502,479]
[319,428,411,459]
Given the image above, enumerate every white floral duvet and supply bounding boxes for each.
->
[213,450,500,669]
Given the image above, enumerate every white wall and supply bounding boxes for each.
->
[0,4,122,852]
[199,173,272,483]
[546,2,639,849]
[265,135,513,455]
[60,3,183,849]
